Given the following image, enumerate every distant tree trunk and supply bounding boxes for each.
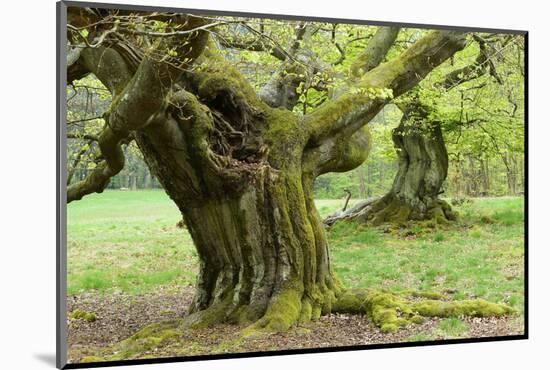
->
[144,172,152,189]
[379,162,385,192]
[357,166,367,198]
[325,103,455,226]
[519,154,524,193]
[367,164,373,197]
[471,157,476,196]
[479,157,490,196]
[467,155,479,196]
[120,174,127,188]
[453,158,462,197]
[503,152,517,195]
[131,175,137,190]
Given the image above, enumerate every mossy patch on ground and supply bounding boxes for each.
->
[80,356,106,363]
[70,309,97,322]
[95,320,185,361]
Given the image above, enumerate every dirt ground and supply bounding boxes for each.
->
[67,288,524,363]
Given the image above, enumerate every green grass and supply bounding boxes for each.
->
[328,197,525,313]
[68,191,524,315]
[405,334,434,342]
[67,190,196,295]
[67,193,352,295]
[436,318,468,337]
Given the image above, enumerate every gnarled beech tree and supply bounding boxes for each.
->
[324,100,455,226]
[324,34,504,226]
[66,8,510,333]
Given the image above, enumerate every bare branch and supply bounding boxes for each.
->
[442,35,510,90]
[217,34,287,61]
[118,21,225,37]
[349,27,400,77]
[333,42,346,65]
[67,139,95,185]
[67,116,103,126]
[67,14,211,203]
[67,133,100,141]
[67,126,126,202]
[258,24,320,110]
[239,22,306,64]
[67,22,119,49]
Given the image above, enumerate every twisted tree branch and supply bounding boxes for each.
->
[67,14,210,203]
[305,30,467,147]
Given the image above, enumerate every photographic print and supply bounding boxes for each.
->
[58,2,526,367]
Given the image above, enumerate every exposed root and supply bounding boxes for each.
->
[242,285,303,336]
[77,286,515,363]
[324,194,456,227]
[182,300,232,329]
[82,319,185,362]
[332,289,515,333]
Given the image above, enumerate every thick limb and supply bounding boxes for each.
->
[306,31,467,145]
[349,27,400,78]
[66,14,209,202]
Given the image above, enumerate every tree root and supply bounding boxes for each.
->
[332,288,515,333]
[241,285,303,335]
[324,194,456,227]
[79,286,515,363]
[80,319,185,362]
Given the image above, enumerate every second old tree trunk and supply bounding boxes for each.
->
[325,103,455,226]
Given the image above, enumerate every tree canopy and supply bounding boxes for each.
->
[67,12,524,201]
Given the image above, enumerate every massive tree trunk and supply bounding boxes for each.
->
[181,170,339,330]
[325,103,455,226]
[66,7,469,332]
[132,91,341,331]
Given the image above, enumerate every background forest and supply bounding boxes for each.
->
[67,23,524,200]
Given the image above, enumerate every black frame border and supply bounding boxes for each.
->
[56,1,529,369]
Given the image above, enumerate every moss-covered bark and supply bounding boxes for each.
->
[138,109,343,331]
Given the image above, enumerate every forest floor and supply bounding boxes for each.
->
[66,191,525,363]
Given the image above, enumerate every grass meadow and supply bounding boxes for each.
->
[67,190,525,339]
